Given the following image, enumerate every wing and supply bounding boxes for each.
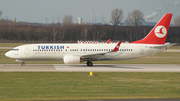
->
[80,40,122,59]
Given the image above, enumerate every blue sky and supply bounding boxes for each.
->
[0,0,180,23]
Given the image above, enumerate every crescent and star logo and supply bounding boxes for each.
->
[154,25,167,38]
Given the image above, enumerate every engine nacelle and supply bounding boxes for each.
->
[63,55,80,64]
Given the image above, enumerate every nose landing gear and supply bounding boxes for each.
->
[15,60,25,66]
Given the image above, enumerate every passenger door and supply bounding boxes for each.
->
[25,47,29,55]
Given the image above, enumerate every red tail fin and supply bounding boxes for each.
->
[131,13,172,44]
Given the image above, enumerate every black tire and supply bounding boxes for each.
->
[87,61,90,66]
[87,61,93,66]
[89,62,93,66]
[21,62,25,66]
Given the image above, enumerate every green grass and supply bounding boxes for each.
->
[169,46,180,49]
[0,72,179,100]
[0,43,26,47]
[1,49,180,64]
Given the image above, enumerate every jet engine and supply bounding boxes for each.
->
[63,55,81,64]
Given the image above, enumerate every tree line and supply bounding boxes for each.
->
[0,25,179,43]
[110,8,180,26]
[110,9,144,26]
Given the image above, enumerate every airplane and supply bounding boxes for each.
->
[5,13,172,66]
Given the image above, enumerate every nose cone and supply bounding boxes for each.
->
[5,51,12,58]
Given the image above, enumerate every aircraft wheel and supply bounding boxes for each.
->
[87,61,93,66]
[21,62,25,66]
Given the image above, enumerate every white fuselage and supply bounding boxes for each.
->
[5,13,172,66]
[5,43,166,62]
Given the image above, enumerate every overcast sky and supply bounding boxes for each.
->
[0,0,180,24]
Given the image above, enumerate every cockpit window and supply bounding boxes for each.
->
[12,49,19,51]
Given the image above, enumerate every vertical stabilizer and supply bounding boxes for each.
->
[131,13,172,44]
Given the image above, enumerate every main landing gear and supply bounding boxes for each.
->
[87,61,93,66]
[21,62,25,66]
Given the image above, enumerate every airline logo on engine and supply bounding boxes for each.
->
[154,25,167,38]
[38,45,64,49]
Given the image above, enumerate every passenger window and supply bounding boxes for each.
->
[12,49,19,51]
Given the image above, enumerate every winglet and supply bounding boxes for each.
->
[111,40,122,52]
[107,39,111,43]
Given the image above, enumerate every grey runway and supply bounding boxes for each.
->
[0,64,180,72]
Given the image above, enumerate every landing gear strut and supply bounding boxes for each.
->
[87,61,93,66]
[21,62,25,66]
